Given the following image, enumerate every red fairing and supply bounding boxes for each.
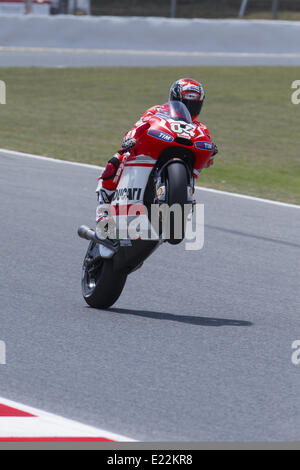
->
[130,111,214,173]
[134,121,151,138]
[125,103,211,152]
[101,103,214,192]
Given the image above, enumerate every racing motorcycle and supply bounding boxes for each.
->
[78,101,214,309]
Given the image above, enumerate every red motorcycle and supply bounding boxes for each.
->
[78,101,214,309]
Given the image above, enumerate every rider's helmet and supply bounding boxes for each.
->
[169,78,205,120]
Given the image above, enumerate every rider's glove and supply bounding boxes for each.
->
[122,137,137,151]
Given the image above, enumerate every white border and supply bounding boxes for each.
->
[0,148,299,210]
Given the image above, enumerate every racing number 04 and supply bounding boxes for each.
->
[169,122,205,138]
[170,122,195,137]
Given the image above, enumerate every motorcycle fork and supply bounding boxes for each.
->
[153,163,195,207]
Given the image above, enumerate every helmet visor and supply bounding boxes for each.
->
[182,98,203,118]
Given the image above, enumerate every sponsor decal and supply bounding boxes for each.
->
[195,141,213,151]
[113,187,143,202]
[148,129,174,143]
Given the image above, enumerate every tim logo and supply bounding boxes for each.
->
[0,341,6,365]
[148,129,174,143]
[0,80,6,105]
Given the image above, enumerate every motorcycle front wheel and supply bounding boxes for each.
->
[166,161,190,245]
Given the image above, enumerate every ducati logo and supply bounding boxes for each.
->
[113,187,143,201]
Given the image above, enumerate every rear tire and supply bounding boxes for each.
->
[166,162,190,245]
[82,242,127,309]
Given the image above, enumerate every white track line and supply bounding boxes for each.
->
[194,186,300,209]
[0,148,101,170]
[0,148,299,210]
[0,46,300,59]
[0,396,134,441]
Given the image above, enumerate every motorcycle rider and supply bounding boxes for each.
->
[96,78,218,225]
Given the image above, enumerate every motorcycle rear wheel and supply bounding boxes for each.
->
[82,241,127,309]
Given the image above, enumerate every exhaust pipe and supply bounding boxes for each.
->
[77,225,119,254]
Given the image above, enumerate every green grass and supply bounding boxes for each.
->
[90,0,300,21]
[245,11,300,21]
[0,67,299,204]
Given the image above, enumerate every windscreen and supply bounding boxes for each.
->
[168,101,192,123]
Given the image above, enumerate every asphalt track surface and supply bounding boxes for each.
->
[0,149,300,441]
[1,47,300,67]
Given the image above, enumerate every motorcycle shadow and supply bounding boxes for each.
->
[107,308,253,327]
